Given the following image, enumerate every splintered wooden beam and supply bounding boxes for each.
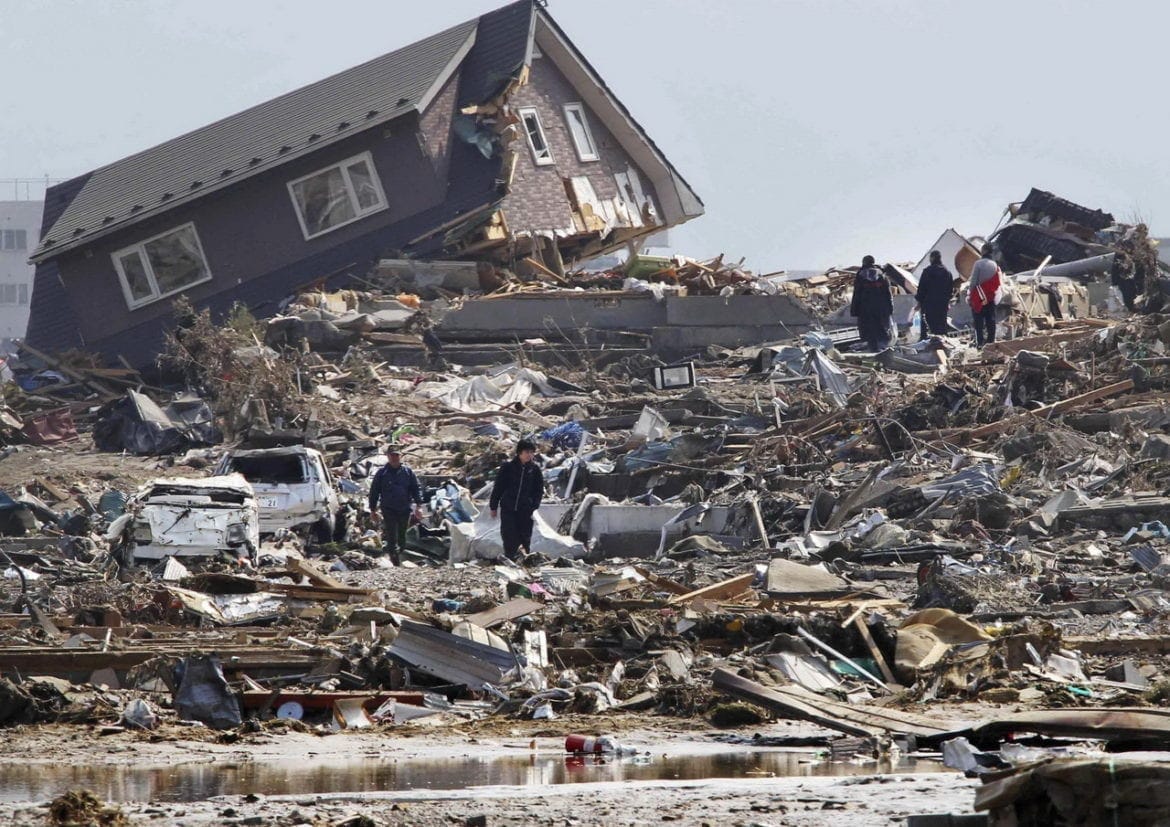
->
[965,379,1135,441]
[668,573,755,606]
[853,614,897,684]
[287,557,347,590]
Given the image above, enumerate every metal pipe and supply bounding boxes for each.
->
[1013,253,1114,282]
[795,626,889,690]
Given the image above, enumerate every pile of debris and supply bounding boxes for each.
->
[5,186,1170,822]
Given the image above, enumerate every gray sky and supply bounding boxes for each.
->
[4,0,1166,269]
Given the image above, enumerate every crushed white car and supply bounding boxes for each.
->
[110,475,259,564]
[214,446,340,541]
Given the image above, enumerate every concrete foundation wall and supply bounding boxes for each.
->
[439,293,666,335]
[439,294,816,354]
[665,294,815,327]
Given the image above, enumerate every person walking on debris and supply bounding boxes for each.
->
[850,255,894,351]
[969,245,1002,348]
[490,438,543,561]
[367,444,424,564]
[916,250,956,340]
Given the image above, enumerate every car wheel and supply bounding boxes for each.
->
[312,517,335,545]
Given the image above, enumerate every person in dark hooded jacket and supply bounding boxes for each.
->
[489,438,543,560]
[916,250,956,339]
[850,255,894,351]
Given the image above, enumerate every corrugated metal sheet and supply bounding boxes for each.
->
[35,19,479,261]
[389,619,519,687]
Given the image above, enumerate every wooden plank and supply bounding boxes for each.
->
[239,690,426,711]
[287,557,347,590]
[263,582,373,600]
[632,566,692,596]
[465,598,544,629]
[0,648,318,677]
[965,379,1135,441]
[853,615,897,684]
[668,573,755,606]
[522,257,570,287]
[18,341,120,398]
[712,669,960,738]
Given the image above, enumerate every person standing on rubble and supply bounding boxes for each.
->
[968,246,1002,347]
[850,255,894,351]
[489,438,543,561]
[916,250,956,340]
[367,444,424,565]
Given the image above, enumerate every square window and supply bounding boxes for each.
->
[518,107,554,166]
[287,152,387,240]
[563,103,599,162]
[111,223,213,310]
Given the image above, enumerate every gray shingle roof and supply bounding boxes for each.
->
[33,17,479,261]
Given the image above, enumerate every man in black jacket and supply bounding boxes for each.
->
[850,255,894,351]
[367,445,423,564]
[916,250,956,340]
[489,438,543,560]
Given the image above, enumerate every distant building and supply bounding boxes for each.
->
[0,201,41,340]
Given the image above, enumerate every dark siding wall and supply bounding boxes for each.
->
[500,54,661,235]
[419,71,459,186]
[51,111,454,354]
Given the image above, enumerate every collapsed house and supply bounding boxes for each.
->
[25,0,703,365]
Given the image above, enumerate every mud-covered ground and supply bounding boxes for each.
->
[0,722,975,826]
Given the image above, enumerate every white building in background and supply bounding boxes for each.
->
[0,200,40,341]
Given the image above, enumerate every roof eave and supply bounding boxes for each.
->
[32,27,479,265]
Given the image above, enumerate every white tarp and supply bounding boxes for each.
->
[448,510,586,562]
[415,367,563,414]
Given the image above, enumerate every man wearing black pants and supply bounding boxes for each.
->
[916,250,956,340]
[489,438,543,560]
[367,445,423,565]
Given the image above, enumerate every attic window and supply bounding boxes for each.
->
[250,158,262,166]
[112,222,212,311]
[286,151,388,241]
[518,107,553,166]
[563,103,599,163]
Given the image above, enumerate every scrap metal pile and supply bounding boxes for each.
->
[3,188,1170,824]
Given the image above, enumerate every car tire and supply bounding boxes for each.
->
[312,517,335,545]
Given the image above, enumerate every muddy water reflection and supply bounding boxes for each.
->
[0,752,950,803]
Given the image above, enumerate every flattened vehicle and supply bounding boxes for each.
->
[111,475,259,564]
[215,446,340,540]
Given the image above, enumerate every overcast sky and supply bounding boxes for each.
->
[4,0,1166,269]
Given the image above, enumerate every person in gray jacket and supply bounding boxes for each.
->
[968,246,1002,347]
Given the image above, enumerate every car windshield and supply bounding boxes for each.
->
[229,455,309,484]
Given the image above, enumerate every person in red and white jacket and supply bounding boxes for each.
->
[968,246,1002,348]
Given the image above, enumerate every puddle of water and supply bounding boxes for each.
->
[0,752,951,803]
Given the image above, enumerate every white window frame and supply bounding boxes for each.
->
[563,103,599,163]
[518,107,555,167]
[111,222,213,311]
[286,151,389,241]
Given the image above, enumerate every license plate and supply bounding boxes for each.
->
[259,497,280,509]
